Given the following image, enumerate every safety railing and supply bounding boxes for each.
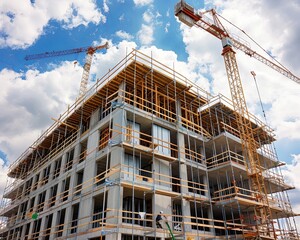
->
[206,150,245,169]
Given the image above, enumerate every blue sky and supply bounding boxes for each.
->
[1,0,300,227]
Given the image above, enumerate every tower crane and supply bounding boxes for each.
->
[175,1,300,239]
[25,42,109,99]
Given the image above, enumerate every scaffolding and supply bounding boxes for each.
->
[0,49,298,240]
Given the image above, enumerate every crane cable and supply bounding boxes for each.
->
[250,71,268,123]
[216,12,291,73]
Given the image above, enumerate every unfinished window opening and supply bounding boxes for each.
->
[16,185,24,199]
[65,148,74,172]
[74,170,84,196]
[32,174,39,191]
[9,228,16,239]
[28,197,35,213]
[172,200,183,232]
[56,208,66,237]
[124,154,140,181]
[190,203,210,232]
[31,218,42,240]
[122,189,152,227]
[185,136,205,165]
[37,190,46,212]
[49,184,58,207]
[123,151,153,183]
[24,223,30,240]
[19,200,28,220]
[126,120,140,145]
[187,167,206,196]
[171,163,181,193]
[41,165,51,185]
[121,234,158,240]
[90,237,106,240]
[53,157,62,179]
[61,177,70,202]
[79,139,88,163]
[44,213,53,240]
[213,208,242,236]
[24,178,33,196]
[92,194,107,228]
[70,203,80,234]
[139,155,153,182]
[99,126,110,150]
[81,116,90,134]
[152,124,171,156]
[95,158,109,186]
[14,226,22,239]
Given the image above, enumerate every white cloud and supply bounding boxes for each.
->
[103,0,109,13]
[166,9,170,17]
[0,0,106,49]
[0,62,82,161]
[143,10,153,23]
[119,13,125,21]
[115,30,134,40]
[137,24,154,45]
[165,22,170,33]
[133,0,153,7]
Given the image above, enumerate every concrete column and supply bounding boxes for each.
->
[90,109,100,130]
[73,142,81,165]
[62,205,72,237]
[19,222,28,239]
[49,210,59,240]
[106,88,125,228]
[106,147,124,226]
[86,129,99,161]
[78,155,94,232]
[153,158,170,189]
[152,194,172,229]
[208,207,216,235]
[61,153,67,172]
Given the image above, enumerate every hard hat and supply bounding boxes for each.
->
[160,211,163,214]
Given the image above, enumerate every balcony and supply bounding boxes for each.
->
[206,150,245,170]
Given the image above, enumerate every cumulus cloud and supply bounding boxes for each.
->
[137,24,154,45]
[133,0,153,7]
[143,9,153,23]
[137,7,163,46]
[103,0,110,13]
[0,62,82,161]
[0,0,106,49]
[115,30,134,40]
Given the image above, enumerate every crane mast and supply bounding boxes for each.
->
[175,1,281,238]
[25,42,109,99]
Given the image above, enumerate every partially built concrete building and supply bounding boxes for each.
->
[0,50,298,239]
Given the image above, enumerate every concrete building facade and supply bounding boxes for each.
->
[0,50,298,239]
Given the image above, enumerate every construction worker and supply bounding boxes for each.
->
[156,211,165,228]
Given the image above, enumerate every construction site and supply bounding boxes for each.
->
[0,1,299,240]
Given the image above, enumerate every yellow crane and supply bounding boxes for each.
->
[175,1,300,239]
